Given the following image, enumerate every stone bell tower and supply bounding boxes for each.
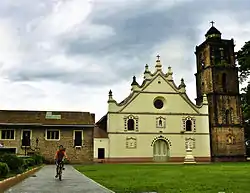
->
[195,21,246,161]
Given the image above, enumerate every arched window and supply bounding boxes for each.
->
[127,119,135,131]
[222,73,227,92]
[225,109,230,124]
[185,120,192,131]
[230,108,234,123]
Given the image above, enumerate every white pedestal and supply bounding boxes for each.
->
[184,147,196,164]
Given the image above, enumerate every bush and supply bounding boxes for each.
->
[64,159,70,165]
[0,162,9,177]
[0,154,24,171]
[31,154,44,165]
[25,158,36,167]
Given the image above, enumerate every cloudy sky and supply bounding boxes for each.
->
[0,0,249,121]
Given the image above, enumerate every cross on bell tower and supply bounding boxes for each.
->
[194,22,245,162]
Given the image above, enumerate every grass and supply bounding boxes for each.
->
[75,163,250,193]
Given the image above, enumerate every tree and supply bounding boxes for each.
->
[236,41,250,150]
[236,41,250,83]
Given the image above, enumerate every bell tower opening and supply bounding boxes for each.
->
[194,21,245,162]
[222,73,227,92]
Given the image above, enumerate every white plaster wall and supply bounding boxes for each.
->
[108,113,209,134]
[108,133,210,158]
[94,138,109,159]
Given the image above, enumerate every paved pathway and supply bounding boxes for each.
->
[5,165,114,193]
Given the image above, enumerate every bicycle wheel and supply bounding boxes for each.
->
[59,164,62,181]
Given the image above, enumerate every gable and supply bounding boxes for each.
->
[142,74,177,93]
[120,92,198,114]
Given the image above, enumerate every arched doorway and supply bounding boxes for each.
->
[153,139,170,162]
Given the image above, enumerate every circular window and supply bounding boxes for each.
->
[154,99,164,109]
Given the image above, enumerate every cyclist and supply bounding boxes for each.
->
[54,145,68,178]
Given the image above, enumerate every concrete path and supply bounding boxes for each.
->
[5,165,114,193]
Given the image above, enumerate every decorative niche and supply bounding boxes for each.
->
[182,116,196,132]
[156,116,166,128]
[226,133,236,145]
[124,115,139,131]
[185,137,196,149]
[126,137,137,149]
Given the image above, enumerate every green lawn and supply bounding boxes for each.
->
[75,163,250,193]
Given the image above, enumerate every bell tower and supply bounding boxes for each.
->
[195,21,246,161]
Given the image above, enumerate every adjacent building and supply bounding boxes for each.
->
[0,110,95,164]
[195,23,245,161]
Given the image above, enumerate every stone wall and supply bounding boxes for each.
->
[0,126,94,164]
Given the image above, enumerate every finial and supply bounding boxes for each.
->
[156,54,160,62]
[155,54,162,70]
[131,76,139,86]
[210,21,215,27]
[109,90,112,96]
[178,78,186,89]
[144,64,149,73]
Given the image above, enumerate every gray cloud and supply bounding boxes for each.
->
[1,0,250,87]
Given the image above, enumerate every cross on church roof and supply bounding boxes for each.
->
[156,54,160,61]
[210,21,215,27]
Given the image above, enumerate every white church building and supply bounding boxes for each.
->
[94,56,211,163]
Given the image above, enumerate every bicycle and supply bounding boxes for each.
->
[55,158,66,181]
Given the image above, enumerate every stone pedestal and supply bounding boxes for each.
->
[184,147,196,164]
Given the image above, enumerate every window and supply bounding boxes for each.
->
[0,148,16,154]
[219,47,224,59]
[74,130,83,147]
[22,130,31,146]
[127,119,135,131]
[1,129,15,140]
[98,148,105,159]
[124,115,139,131]
[222,73,227,92]
[225,109,232,124]
[182,117,195,132]
[154,99,164,109]
[185,120,192,131]
[46,130,60,140]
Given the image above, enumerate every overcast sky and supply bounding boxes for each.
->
[0,0,249,121]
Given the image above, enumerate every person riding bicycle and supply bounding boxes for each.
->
[54,145,68,178]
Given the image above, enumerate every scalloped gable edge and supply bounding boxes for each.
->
[117,72,203,113]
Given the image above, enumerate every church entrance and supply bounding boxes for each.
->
[153,139,169,162]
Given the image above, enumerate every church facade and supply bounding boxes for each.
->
[94,24,246,163]
[94,57,211,163]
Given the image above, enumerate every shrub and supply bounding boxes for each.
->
[0,162,9,177]
[0,154,24,171]
[64,159,70,165]
[25,158,36,167]
[31,154,44,165]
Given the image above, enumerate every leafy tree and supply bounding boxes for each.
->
[241,85,250,139]
[237,41,250,83]
[236,41,250,143]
